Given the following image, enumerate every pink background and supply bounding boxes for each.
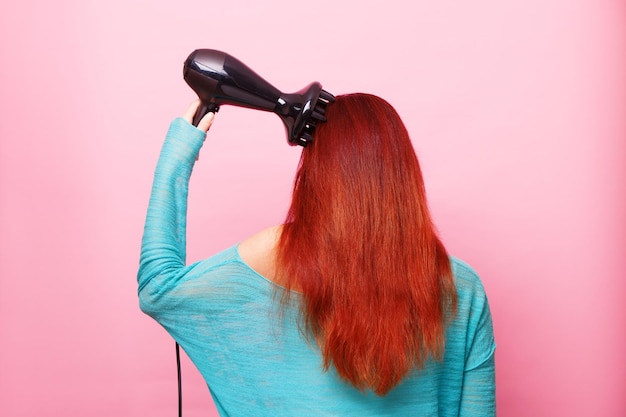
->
[1,1,624,415]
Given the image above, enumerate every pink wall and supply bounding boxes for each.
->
[1,1,624,416]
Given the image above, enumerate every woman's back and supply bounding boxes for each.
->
[140,240,495,416]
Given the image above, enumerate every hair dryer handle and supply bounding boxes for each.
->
[192,102,218,127]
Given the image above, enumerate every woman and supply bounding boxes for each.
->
[138,94,496,416]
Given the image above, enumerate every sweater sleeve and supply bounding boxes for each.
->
[459,289,497,417]
[137,118,206,308]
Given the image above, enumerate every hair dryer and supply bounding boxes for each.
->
[183,49,334,146]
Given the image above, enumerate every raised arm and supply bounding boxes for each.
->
[137,102,214,303]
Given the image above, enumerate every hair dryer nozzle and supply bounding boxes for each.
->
[183,49,334,146]
[277,82,335,147]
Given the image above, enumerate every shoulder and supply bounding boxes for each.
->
[450,256,486,294]
[449,256,491,319]
[449,257,496,368]
[237,225,282,282]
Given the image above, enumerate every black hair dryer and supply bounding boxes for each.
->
[183,49,334,146]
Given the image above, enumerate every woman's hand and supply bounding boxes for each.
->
[183,99,215,133]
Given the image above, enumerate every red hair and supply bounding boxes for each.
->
[276,93,457,395]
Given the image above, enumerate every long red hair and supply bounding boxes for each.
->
[276,93,457,395]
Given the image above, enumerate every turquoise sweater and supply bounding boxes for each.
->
[138,118,496,416]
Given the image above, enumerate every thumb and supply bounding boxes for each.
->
[197,112,215,133]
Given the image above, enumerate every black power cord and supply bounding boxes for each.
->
[176,342,182,417]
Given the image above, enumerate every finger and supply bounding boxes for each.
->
[183,99,201,123]
[196,112,215,133]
